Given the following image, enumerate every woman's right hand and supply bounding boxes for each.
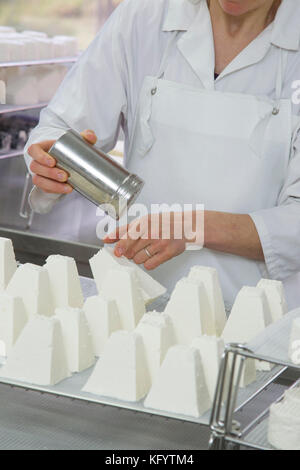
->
[28,129,98,194]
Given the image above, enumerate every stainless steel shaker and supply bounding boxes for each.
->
[49,129,144,220]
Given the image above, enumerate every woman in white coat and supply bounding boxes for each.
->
[26,0,300,311]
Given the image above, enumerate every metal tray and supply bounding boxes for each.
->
[0,276,289,427]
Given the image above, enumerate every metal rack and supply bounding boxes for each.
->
[209,308,300,450]
[0,56,79,69]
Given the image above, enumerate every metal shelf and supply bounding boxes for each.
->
[0,102,48,115]
[0,56,78,68]
[0,150,23,160]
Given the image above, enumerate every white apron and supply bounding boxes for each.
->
[126,35,292,311]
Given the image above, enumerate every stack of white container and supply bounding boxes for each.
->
[0,238,294,422]
[0,26,78,105]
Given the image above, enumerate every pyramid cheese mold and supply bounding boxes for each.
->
[45,255,84,309]
[188,266,227,336]
[136,311,176,383]
[0,238,17,292]
[101,266,145,331]
[89,246,166,304]
[222,287,272,344]
[83,330,151,402]
[288,318,300,364]
[83,295,121,356]
[0,293,27,357]
[164,277,214,344]
[268,387,300,450]
[257,279,287,323]
[55,307,95,373]
[0,316,70,386]
[144,345,211,418]
[191,336,224,401]
[6,263,54,319]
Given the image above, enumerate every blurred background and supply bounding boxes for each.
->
[0,0,123,49]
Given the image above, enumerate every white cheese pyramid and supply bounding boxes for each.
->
[164,277,214,344]
[257,279,287,323]
[0,293,27,357]
[136,311,176,383]
[144,345,211,417]
[45,255,84,309]
[268,388,300,450]
[83,330,150,402]
[0,237,17,292]
[222,287,272,343]
[0,79,5,105]
[55,307,95,373]
[83,295,121,356]
[191,336,224,401]
[6,263,54,319]
[101,266,145,331]
[289,317,300,364]
[89,247,166,304]
[188,266,227,336]
[0,316,70,386]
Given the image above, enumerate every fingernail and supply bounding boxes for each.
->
[47,158,54,167]
[115,247,124,257]
[63,185,72,193]
[58,172,66,181]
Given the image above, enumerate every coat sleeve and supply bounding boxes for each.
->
[24,1,128,213]
[250,120,300,280]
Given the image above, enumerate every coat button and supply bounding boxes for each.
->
[151,87,157,96]
[272,107,280,115]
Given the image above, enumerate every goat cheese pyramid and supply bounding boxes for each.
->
[191,336,224,401]
[83,295,121,356]
[0,238,17,292]
[222,287,272,344]
[6,263,54,319]
[45,255,84,309]
[0,316,70,386]
[83,330,150,402]
[145,345,211,417]
[89,246,166,304]
[164,277,214,344]
[257,279,287,323]
[101,267,145,331]
[0,293,27,357]
[288,318,300,364]
[55,307,95,373]
[268,388,300,450]
[188,266,227,336]
[136,311,176,383]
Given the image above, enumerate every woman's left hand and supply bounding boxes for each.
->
[103,212,195,270]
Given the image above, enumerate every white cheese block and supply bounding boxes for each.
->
[30,38,54,60]
[0,238,17,292]
[52,35,78,56]
[144,345,211,417]
[6,263,54,319]
[191,336,224,401]
[101,266,145,331]
[45,255,84,309]
[55,307,95,373]
[89,247,166,305]
[188,266,227,336]
[0,27,16,33]
[288,317,300,364]
[35,66,63,102]
[0,39,25,62]
[22,31,48,38]
[5,69,39,105]
[268,388,300,450]
[234,356,257,388]
[0,316,70,386]
[83,330,150,402]
[0,79,5,104]
[164,277,214,344]
[0,41,11,62]
[0,294,27,356]
[222,287,272,344]
[83,295,121,356]
[257,279,287,323]
[136,311,176,383]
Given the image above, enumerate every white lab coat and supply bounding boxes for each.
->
[24,0,300,309]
